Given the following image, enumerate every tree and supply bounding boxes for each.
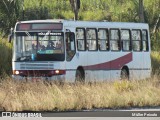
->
[70,0,80,20]
[0,0,22,35]
[139,0,144,22]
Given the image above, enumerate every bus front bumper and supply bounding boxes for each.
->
[12,75,65,81]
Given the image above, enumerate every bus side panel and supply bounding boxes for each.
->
[65,70,76,82]
[65,51,88,82]
[143,51,151,79]
[110,52,126,81]
[85,51,99,82]
[130,52,144,80]
[65,58,77,82]
[84,51,111,82]
[100,52,111,82]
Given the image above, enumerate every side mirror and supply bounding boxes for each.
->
[8,28,13,43]
[8,34,12,43]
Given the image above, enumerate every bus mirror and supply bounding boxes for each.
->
[8,28,13,43]
[8,34,12,43]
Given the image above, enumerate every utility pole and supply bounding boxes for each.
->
[70,0,80,20]
[139,0,145,22]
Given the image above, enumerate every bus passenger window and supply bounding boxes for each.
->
[132,30,141,51]
[76,28,85,51]
[110,29,120,51]
[98,29,109,51]
[66,32,76,61]
[86,28,97,51]
[142,30,149,51]
[121,30,131,51]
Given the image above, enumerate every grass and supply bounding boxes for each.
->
[151,51,160,74]
[0,76,160,111]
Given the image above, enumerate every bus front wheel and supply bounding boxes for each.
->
[120,68,129,80]
[75,69,85,83]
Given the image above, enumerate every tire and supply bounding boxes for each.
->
[75,69,85,83]
[120,69,129,80]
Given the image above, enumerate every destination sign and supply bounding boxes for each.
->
[38,32,62,36]
[17,23,63,31]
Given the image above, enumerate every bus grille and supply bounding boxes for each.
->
[20,63,54,70]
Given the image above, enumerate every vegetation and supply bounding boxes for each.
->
[151,52,160,74]
[0,38,12,77]
[0,75,160,111]
[0,0,159,48]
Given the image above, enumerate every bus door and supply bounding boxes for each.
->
[65,32,77,82]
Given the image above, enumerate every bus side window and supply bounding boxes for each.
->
[86,28,97,51]
[121,29,131,51]
[98,29,109,51]
[142,30,149,51]
[110,29,120,51]
[76,28,86,51]
[132,30,141,51]
[66,32,76,61]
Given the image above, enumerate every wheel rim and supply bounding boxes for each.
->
[76,70,84,82]
[121,69,129,80]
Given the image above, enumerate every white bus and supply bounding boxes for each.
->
[9,19,151,82]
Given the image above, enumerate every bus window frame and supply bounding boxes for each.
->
[98,28,109,51]
[86,28,98,51]
[120,29,132,52]
[76,27,86,51]
[142,29,149,52]
[131,29,142,52]
[109,28,121,51]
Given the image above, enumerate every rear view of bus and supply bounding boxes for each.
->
[12,20,66,81]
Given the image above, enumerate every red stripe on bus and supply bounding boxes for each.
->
[83,52,132,70]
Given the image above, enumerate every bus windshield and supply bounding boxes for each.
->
[14,32,65,61]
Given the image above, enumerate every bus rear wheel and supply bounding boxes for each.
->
[75,69,85,83]
[120,68,129,80]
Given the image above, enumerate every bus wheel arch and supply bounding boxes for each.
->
[75,66,85,82]
[120,66,129,80]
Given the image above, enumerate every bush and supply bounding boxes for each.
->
[0,38,12,77]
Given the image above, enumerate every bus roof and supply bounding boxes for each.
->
[15,19,149,31]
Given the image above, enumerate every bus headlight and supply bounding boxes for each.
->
[55,70,60,74]
[14,70,20,75]
[54,70,66,75]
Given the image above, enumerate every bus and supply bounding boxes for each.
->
[9,19,151,82]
